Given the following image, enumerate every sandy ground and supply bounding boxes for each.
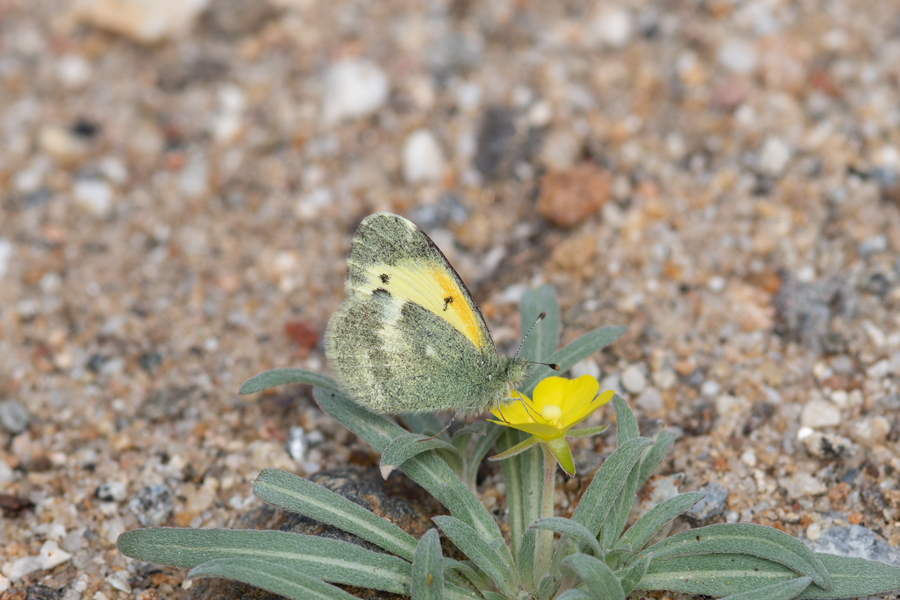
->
[2,0,900,598]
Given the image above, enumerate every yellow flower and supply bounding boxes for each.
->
[488,375,614,476]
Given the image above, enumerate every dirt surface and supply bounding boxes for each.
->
[2,0,900,598]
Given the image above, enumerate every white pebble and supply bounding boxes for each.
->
[56,54,92,89]
[635,387,663,412]
[806,522,822,541]
[800,399,841,429]
[0,239,13,279]
[570,358,600,380]
[73,178,114,218]
[322,58,389,124]
[74,0,210,44]
[39,540,72,570]
[700,380,721,398]
[740,451,757,467]
[757,137,793,176]
[621,364,646,394]
[106,571,132,593]
[707,276,726,293]
[1,555,41,582]
[589,6,633,49]
[778,472,825,499]
[850,417,890,448]
[653,369,677,390]
[717,39,758,74]
[402,129,445,184]
[0,574,8,592]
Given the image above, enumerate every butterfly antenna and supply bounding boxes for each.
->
[515,311,546,359]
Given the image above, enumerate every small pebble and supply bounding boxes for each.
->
[73,178,114,218]
[621,364,647,394]
[74,0,211,44]
[285,426,308,461]
[570,358,600,380]
[0,400,29,434]
[0,239,12,279]
[700,380,721,398]
[757,137,792,176]
[537,164,611,229]
[56,54,92,89]
[38,540,72,570]
[95,480,127,502]
[129,484,174,526]
[1,555,41,582]
[322,58,389,124]
[779,472,825,499]
[635,387,663,412]
[800,399,841,429]
[589,6,633,49]
[106,571,132,594]
[849,417,890,448]
[402,129,445,184]
[717,39,758,73]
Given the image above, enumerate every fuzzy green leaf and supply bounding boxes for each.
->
[615,552,651,596]
[719,576,812,600]
[380,433,460,479]
[432,516,516,597]
[117,528,410,594]
[402,413,446,438]
[240,368,341,395]
[444,559,490,591]
[489,434,540,462]
[314,388,505,549]
[252,468,417,561]
[411,529,444,600]
[570,437,653,539]
[547,436,576,476]
[521,326,627,395]
[497,428,527,561]
[612,395,639,442]
[188,558,358,600]
[637,553,800,596]
[528,517,603,557]
[519,284,560,363]
[617,492,705,554]
[563,553,625,600]
[644,523,831,589]
[797,553,900,599]
[564,425,609,439]
[517,528,537,591]
[555,589,594,600]
[467,423,504,490]
[637,429,676,487]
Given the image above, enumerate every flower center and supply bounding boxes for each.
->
[541,404,562,427]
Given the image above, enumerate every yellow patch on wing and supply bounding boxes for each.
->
[351,259,488,350]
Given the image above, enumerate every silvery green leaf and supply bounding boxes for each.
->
[188,558,358,600]
[612,395,639,442]
[402,413,446,438]
[497,428,527,560]
[797,553,900,598]
[564,425,609,439]
[314,388,504,548]
[555,589,594,600]
[527,517,603,557]
[466,423,503,490]
[411,529,444,600]
[616,492,705,554]
[563,553,625,600]
[570,437,653,539]
[521,326,627,395]
[117,528,410,594]
[253,468,417,561]
[432,516,516,597]
[519,284,560,363]
[644,523,831,589]
[719,576,812,600]
[615,552,650,596]
[637,429,676,487]
[380,432,461,479]
[444,559,490,591]
[517,528,536,592]
[239,368,341,395]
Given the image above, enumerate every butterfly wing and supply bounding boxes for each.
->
[324,213,501,414]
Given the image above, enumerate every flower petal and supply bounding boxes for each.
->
[506,421,564,439]
[568,389,614,426]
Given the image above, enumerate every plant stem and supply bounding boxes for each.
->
[535,443,557,579]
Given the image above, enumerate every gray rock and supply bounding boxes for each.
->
[129,484,174,526]
[807,525,900,567]
[684,482,728,523]
[0,399,30,434]
[773,275,857,353]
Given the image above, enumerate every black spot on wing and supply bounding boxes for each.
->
[380,273,390,284]
[374,288,391,297]
[443,296,453,311]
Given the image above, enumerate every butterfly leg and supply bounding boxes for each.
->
[420,407,466,441]
[494,391,510,423]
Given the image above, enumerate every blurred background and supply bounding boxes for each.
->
[2,0,900,597]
